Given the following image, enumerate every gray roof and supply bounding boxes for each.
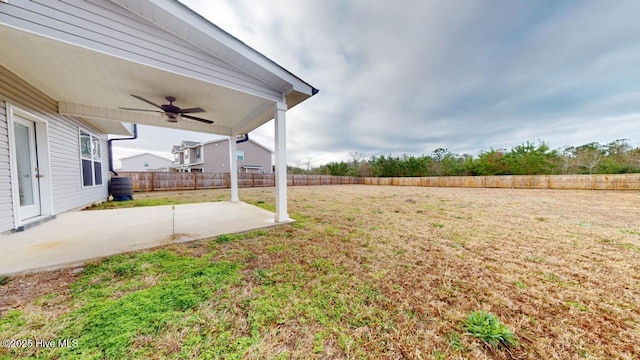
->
[181,140,200,148]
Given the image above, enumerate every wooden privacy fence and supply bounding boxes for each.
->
[363,174,640,190]
[116,172,640,192]
[116,172,363,192]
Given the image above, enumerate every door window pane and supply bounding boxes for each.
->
[15,123,34,206]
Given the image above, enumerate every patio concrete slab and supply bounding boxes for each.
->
[0,202,289,276]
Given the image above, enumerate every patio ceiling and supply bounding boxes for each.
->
[0,0,316,136]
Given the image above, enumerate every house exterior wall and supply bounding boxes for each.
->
[201,141,231,173]
[120,154,172,172]
[0,64,109,232]
[200,139,272,174]
[0,95,13,232]
[237,140,273,173]
[0,0,281,102]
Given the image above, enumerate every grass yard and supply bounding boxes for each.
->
[1,185,639,359]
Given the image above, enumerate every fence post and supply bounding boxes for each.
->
[150,172,155,191]
[193,172,197,190]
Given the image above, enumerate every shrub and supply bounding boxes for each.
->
[463,311,517,349]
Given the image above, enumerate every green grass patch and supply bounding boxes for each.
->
[599,238,640,252]
[244,261,393,350]
[566,301,590,312]
[215,233,246,244]
[447,332,464,351]
[462,311,517,349]
[88,197,185,210]
[1,250,245,359]
[621,229,640,236]
[251,200,276,212]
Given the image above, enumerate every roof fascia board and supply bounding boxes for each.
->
[114,0,315,97]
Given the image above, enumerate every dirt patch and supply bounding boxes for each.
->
[0,268,81,313]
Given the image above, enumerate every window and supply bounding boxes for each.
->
[184,150,189,159]
[80,130,102,186]
[144,162,150,168]
[195,148,201,159]
[237,151,245,161]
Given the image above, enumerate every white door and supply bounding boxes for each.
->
[14,116,41,220]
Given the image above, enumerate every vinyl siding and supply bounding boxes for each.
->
[0,64,109,232]
[237,140,273,174]
[200,139,272,174]
[120,154,172,172]
[0,99,13,231]
[202,141,231,174]
[0,0,281,100]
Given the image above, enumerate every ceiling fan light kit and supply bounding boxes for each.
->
[162,112,179,122]
[119,95,214,124]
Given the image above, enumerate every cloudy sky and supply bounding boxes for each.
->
[114,0,640,168]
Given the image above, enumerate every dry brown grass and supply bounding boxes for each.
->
[1,185,639,359]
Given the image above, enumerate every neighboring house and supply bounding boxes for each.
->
[171,138,273,174]
[0,0,317,231]
[119,153,172,172]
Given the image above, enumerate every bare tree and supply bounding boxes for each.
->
[574,142,604,174]
[348,151,365,165]
[304,157,314,172]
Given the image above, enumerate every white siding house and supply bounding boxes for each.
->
[0,0,317,231]
[0,63,118,232]
[119,153,172,172]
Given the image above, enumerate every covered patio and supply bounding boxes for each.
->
[0,201,286,276]
[0,0,317,226]
[0,0,317,274]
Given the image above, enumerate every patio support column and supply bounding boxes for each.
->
[229,135,239,203]
[274,101,289,222]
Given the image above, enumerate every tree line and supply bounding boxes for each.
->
[288,139,640,177]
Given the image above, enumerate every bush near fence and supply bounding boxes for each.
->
[115,172,363,192]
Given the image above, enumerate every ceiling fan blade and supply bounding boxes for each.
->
[180,107,206,114]
[130,94,163,109]
[119,107,162,113]
[182,114,214,124]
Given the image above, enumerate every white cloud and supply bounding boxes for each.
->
[140,0,640,165]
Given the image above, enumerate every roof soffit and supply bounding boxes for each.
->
[110,0,316,100]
